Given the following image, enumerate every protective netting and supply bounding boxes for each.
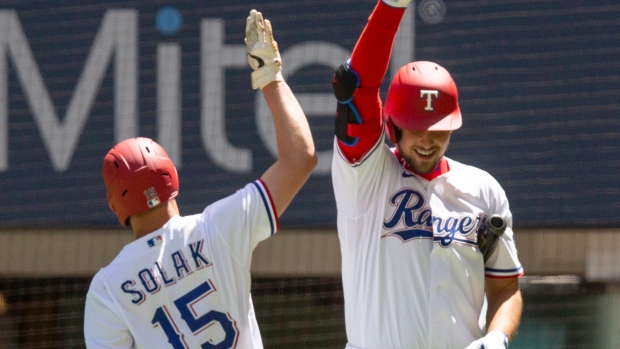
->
[0,277,618,348]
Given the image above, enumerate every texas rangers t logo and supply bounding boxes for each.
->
[420,90,439,111]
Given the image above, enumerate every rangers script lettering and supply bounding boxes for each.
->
[433,215,481,248]
[383,188,433,242]
[383,188,484,247]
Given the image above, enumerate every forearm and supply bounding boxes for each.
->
[260,80,317,215]
[245,10,316,216]
[485,282,523,340]
[334,1,407,161]
[349,1,407,86]
[262,81,316,168]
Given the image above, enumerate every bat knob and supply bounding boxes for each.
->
[488,214,506,236]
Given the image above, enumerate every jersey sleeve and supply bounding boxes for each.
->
[203,179,278,268]
[84,272,133,349]
[484,226,524,278]
[483,181,524,278]
[335,1,406,163]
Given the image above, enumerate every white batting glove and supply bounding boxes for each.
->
[464,331,509,349]
[245,9,283,90]
[382,0,412,8]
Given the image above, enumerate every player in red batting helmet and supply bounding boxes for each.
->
[102,137,179,226]
[383,61,462,143]
[87,10,317,348]
[330,1,523,348]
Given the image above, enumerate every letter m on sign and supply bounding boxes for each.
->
[0,9,138,171]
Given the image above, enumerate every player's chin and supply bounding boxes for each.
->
[412,157,440,174]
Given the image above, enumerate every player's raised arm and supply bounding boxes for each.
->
[332,0,409,163]
[245,9,317,217]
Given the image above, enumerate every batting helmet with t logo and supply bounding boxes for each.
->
[383,61,462,143]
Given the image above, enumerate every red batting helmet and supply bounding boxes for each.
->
[102,137,179,226]
[383,61,462,143]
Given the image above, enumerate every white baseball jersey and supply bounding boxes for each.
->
[84,180,277,349]
[332,136,523,349]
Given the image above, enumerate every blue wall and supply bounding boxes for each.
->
[0,0,618,228]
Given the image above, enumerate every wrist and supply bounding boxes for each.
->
[251,64,283,90]
[485,330,509,348]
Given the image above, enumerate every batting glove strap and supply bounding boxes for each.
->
[382,0,412,8]
[251,64,283,90]
[465,331,508,349]
[245,9,283,90]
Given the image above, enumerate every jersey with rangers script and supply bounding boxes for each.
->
[84,180,277,349]
[332,137,523,349]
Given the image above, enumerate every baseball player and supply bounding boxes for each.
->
[84,9,316,348]
[331,0,524,348]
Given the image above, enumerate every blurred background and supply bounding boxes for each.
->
[0,0,618,347]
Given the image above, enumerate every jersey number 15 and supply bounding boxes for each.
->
[151,280,239,348]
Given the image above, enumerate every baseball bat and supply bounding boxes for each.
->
[477,214,506,263]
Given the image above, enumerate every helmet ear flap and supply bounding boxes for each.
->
[384,117,401,144]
